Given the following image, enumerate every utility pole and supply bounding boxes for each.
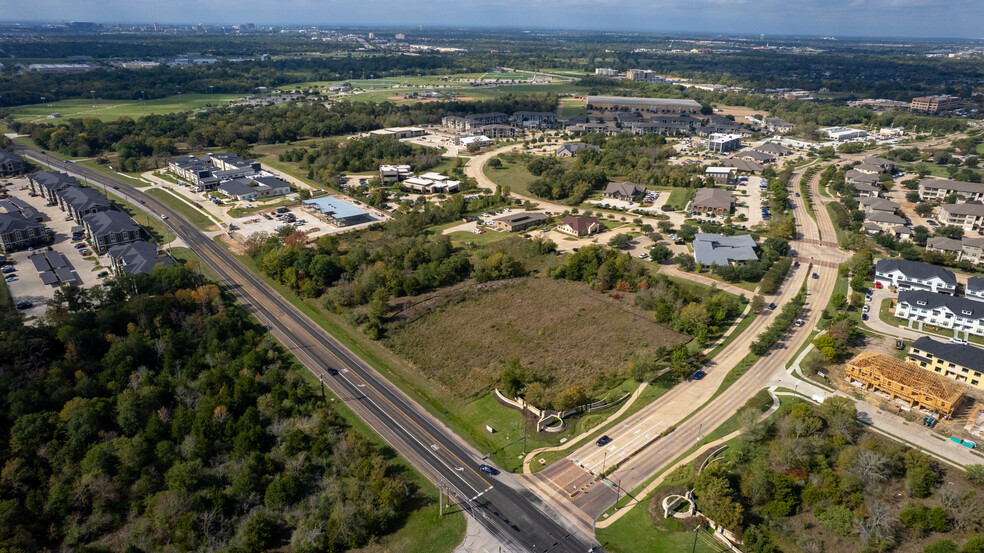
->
[602,451,607,475]
[91,90,96,108]
[615,479,621,510]
[691,524,702,553]
[438,482,445,516]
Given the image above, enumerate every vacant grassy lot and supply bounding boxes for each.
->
[665,188,694,211]
[384,277,688,400]
[6,93,240,123]
[482,155,540,196]
[144,188,217,231]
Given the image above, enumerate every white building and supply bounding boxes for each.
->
[594,68,619,77]
[707,133,743,153]
[379,164,412,183]
[820,127,868,141]
[895,290,984,336]
[874,259,957,295]
[401,173,460,194]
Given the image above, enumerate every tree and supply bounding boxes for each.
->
[675,253,697,272]
[967,464,984,486]
[906,191,921,203]
[751,295,765,313]
[607,233,632,249]
[831,293,847,310]
[627,352,658,382]
[488,157,503,169]
[650,244,673,262]
[915,202,935,217]
[554,386,588,411]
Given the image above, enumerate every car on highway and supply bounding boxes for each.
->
[691,370,706,380]
[326,368,339,376]
[161,214,168,220]
[596,435,612,447]
[479,464,500,476]
[768,302,777,310]
[794,319,805,327]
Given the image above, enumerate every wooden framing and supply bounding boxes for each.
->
[846,352,964,417]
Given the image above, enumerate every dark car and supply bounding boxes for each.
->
[862,314,869,321]
[327,368,339,376]
[596,435,613,447]
[16,301,32,310]
[812,272,819,279]
[479,464,500,476]
[768,302,776,310]
[896,339,905,350]
[97,271,109,278]
[692,370,706,380]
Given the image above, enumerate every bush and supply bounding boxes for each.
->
[759,257,793,295]
[817,505,854,536]
[923,540,959,553]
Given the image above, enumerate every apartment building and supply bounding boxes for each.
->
[918,179,984,202]
[908,337,984,391]
[937,202,984,230]
[585,96,702,114]
[875,259,957,294]
[895,290,984,336]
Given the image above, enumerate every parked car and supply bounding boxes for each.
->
[478,464,500,476]
[862,314,869,321]
[794,319,805,327]
[896,339,905,350]
[97,271,109,278]
[863,305,870,313]
[596,435,613,447]
[5,275,17,282]
[16,301,32,310]
[949,338,969,345]
[812,272,819,279]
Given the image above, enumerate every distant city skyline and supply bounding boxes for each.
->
[3,0,984,40]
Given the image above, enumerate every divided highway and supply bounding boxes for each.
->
[14,145,600,553]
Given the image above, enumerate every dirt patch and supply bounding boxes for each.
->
[218,233,248,255]
[383,277,689,400]
[714,105,766,119]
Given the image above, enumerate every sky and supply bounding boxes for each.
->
[3,0,983,39]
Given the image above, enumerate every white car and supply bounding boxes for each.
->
[863,305,870,313]
[949,338,969,345]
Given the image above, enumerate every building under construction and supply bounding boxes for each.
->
[846,352,965,418]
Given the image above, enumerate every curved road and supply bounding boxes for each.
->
[15,145,599,553]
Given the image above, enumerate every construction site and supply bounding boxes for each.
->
[845,352,965,419]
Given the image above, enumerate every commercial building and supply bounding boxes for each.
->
[303,196,372,227]
[628,116,699,136]
[557,215,602,237]
[441,113,509,132]
[692,233,757,266]
[820,127,868,141]
[0,149,26,176]
[83,211,143,253]
[379,164,413,183]
[0,212,45,252]
[367,127,426,139]
[510,112,558,128]
[625,69,661,81]
[874,259,957,295]
[895,290,984,335]
[594,68,619,77]
[490,211,548,232]
[910,95,960,113]
[603,181,644,201]
[918,179,984,202]
[218,176,291,201]
[108,240,174,275]
[707,133,743,153]
[908,337,984,392]
[456,135,492,147]
[704,168,737,185]
[585,96,702,114]
[401,173,460,194]
[763,117,793,133]
[754,143,793,157]
[845,352,963,418]
[692,188,734,213]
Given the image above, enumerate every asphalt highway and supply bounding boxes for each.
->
[14,144,601,553]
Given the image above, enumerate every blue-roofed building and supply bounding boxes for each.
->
[303,197,372,227]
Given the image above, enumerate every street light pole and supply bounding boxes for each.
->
[691,525,702,553]
[90,90,96,108]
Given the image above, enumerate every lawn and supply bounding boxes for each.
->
[6,93,241,123]
[482,155,539,196]
[446,229,512,246]
[383,277,689,401]
[596,499,723,553]
[560,99,587,117]
[144,188,218,231]
[76,160,154,187]
[665,188,694,211]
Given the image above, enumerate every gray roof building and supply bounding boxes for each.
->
[692,233,758,266]
[108,240,174,274]
[909,336,984,374]
[692,188,735,213]
[0,149,26,175]
[604,181,644,200]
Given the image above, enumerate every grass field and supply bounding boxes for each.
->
[447,229,512,246]
[666,188,695,211]
[560,99,587,117]
[75,160,154,187]
[144,188,218,231]
[6,93,241,123]
[482,155,539,197]
[383,277,689,400]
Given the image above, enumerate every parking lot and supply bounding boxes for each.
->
[3,177,110,320]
